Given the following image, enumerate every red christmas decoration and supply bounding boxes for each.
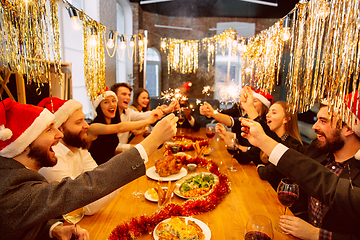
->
[108,156,231,240]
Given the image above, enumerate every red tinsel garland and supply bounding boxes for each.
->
[108,156,231,240]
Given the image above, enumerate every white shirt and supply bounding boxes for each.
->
[39,142,120,215]
[268,143,289,166]
[116,108,152,151]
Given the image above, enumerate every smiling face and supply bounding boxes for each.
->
[312,106,345,152]
[115,86,132,111]
[28,122,63,169]
[100,95,118,123]
[137,91,149,110]
[266,103,288,137]
[60,109,91,150]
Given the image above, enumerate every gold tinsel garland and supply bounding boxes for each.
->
[160,29,237,74]
[0,0,62,86]
[83,20,106,100]
[242,0,360,129]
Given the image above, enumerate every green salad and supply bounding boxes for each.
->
[180,174,215,193]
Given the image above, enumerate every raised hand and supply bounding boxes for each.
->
[149,108,163,123]
[52,224,89,240]
[240,86,258,119]
[199,102,214,117]
[182,107,191,119]
[151,114,178,143]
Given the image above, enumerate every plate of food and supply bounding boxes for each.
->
[153,216,211,240]
[174,172,219,199]
[146,166,187,181]
[202,147,213,156]
[144,187,174,202]
[146,155,188,181]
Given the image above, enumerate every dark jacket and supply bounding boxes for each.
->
[277,148,360,239]
[0,148,145,240]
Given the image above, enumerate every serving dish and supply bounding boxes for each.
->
[174,172,219,199]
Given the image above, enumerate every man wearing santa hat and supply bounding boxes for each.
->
[0,98,177,240]
[111,83,179,152]
[239,91,360,239]
[37,95,149,216]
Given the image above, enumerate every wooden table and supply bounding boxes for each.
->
[80,128,295,240]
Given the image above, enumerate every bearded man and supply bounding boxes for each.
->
[238,92,360,240]
[0,98,177,240]
[38,98,121,215]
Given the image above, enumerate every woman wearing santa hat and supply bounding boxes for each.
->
[88,87,162,165]
[201,85,273,147]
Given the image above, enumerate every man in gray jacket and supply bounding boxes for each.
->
[0,98,177,240]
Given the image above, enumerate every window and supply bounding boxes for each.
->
[145,48,161,97]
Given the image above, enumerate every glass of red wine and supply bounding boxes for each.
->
[244,214,273,240]
[205,124,215,151]
[177,110,185,134]
[225,137,239,172]
[275,178,299,233]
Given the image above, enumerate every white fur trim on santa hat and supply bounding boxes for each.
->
[0,125,12,140]
[0,109,54,158]
[92,91,118,110]
[253,92,271,108]
[54,100,83,128]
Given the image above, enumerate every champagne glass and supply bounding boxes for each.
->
[244,214,274,240]
[177,110,185,134]
[225,138,239,172]
[205,124,215,151]
[62,206,86,239]
[131,178,145,198]
[275,178,299,233]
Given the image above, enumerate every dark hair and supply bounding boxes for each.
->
[131,88,150,112]
[92,104,120,124]
[110,83,132,94]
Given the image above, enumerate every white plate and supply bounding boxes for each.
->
[144,187,174,202]
[174,172,219,199]
[146,166,187,181]
[153,217,211,240]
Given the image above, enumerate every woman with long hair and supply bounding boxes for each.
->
[130,88,150,113]
[88,89,161,165]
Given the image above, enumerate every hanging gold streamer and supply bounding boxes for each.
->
[0,0,62,87]
[83,20,106,100]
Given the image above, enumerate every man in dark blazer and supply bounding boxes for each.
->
[239,92,360,240]
[0,98,177,240]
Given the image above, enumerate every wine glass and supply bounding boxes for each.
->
[177,110,185,134]
[225,138,239,172]
[205,124,215,151]
[275,178,299,233]
[62,206,86,239]
[244,214,274,240]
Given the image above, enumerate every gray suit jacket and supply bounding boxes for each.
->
[0,147,145,240]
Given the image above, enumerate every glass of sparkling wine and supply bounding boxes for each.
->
[62,206,86,239]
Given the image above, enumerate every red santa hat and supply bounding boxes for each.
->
[252,88,273,109]
[0,98,54,158]
[38,97,82,128]
[92,87,118,110]
[182,81,192,92]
